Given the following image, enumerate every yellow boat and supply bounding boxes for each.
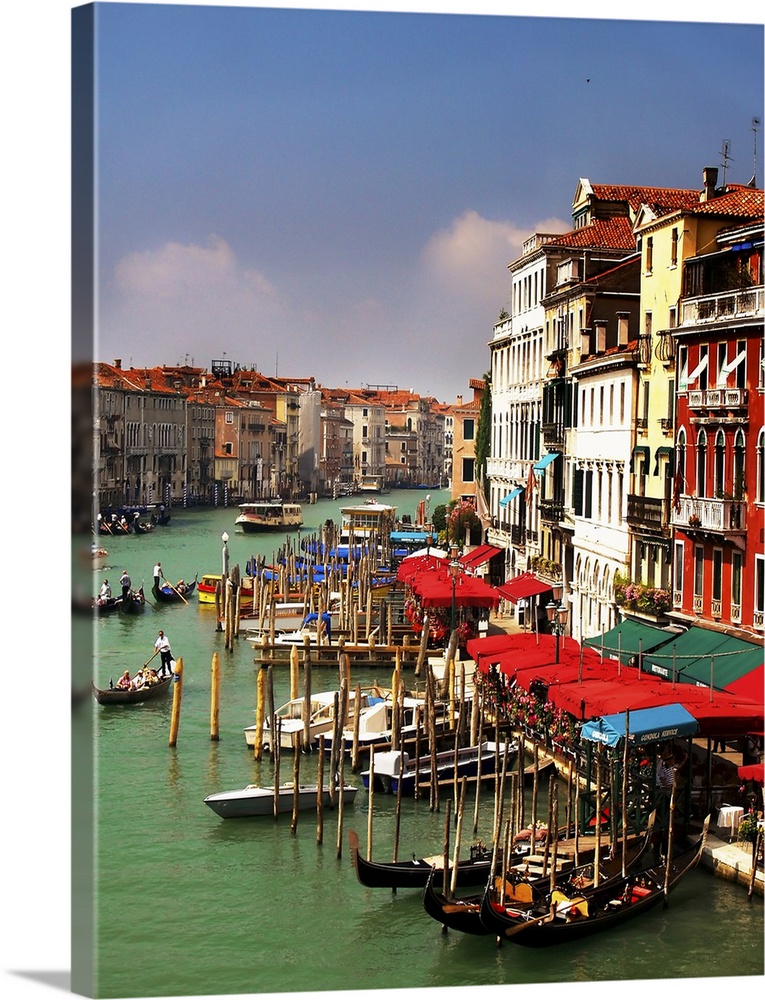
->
[198,573,222,604]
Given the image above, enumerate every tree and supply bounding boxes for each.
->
[474,371,491,481]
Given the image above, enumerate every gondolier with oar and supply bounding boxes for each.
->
[153,630,173,678]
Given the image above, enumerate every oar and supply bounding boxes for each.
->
[142,648,160,670]
[162,574,189,605]
[501,902,557,939]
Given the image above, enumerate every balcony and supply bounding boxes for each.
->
[538,499,564,524]
[686,388,749,423]
[680,286,764,327]
[541,422,564,449]
[673,495,746,539]
[627,494,668,533]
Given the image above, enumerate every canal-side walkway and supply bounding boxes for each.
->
[427,606,763,898]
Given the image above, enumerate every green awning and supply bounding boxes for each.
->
[644,626,763,688]
[630,445,650,473]
[583,619,677,666]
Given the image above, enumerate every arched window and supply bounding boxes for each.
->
[696,429,707,498]
[733,429,746,500]
[676,428,687,487]
[758,427,765,504]
[714,429,725,497]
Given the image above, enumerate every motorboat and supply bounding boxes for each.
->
[322,693,454,755]
[203,781,358,819]
[243,687,387,750]
[234,500,303,533]
[360,740,515,796]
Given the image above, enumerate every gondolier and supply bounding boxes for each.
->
[153,562,162,588]
[120,569,131,602]
[154,630,173,677]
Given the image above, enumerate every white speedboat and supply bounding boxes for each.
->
[243,687,387,749]
[203,781,358,819]
[322,694,454,755]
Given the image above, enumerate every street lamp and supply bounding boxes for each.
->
[546,599,569,663]
[221,531,230,577]
[449,544,461,635]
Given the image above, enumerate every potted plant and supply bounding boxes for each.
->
[737,811,759,844]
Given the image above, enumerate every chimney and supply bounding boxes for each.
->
[113,359,121,369]
[616,311,630,347]
[456,394,463,407]
[701,166,719,202]
[594,319,608,353]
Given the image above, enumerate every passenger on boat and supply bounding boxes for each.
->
[131,669,146,690]
[98,579,111,603]
[154,630,173,677]
[116,670,131,690]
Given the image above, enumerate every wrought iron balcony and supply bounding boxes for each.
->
[627,494,668,533]
[538,499,564,524]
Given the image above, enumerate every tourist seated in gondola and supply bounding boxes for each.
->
[98,579,112,604]
[131,668,146,690]
[116,670,131,690]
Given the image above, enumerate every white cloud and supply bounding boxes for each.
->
[420,209,568,306]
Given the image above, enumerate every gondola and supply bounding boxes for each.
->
[422,811,657,936]
[349,828,510,891]
[92,672,173,705]
[477,815,709,946]
[120,586,146,613]
[152,575,197,603]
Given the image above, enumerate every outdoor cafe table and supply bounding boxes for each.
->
[716,804,744,841]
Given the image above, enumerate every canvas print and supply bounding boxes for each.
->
[63,2,765,999]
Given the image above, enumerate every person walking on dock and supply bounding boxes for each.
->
[154,630,173,677]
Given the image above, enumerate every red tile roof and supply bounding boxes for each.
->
[544,216,637,251]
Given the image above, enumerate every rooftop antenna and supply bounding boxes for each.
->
[275,350,278,377]
[752,117,760,187]
[719,139,733,187]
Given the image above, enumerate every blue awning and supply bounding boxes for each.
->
[581,703,699,748]
[499,486,524,507]
[533,452,559,472]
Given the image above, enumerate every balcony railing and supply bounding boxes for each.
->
[627,494,667,531]
[680,286,764,326]
[673,495,746,533]
[687,388,748,410]
[538,499,564,523]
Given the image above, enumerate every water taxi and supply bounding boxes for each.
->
[234,500,303,533]
[198,573,222,603]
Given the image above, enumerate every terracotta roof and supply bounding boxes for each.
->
[689,185,763,218]
[588,183,700,215]
[544,216,637,251]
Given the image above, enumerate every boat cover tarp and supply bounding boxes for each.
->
[583,620,678,666]
[581,703,699,747]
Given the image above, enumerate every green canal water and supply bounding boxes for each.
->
[67,490,762,999]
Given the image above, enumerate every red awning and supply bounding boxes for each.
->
[458,544,502,570]
[396,553,449,582]
[738,763,764,785]
[413,573,499,609]
[496,573,552,603]
[726,663,763,704]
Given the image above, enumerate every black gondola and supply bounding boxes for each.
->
[349,828,511,891]
[422,811,657,936]
[151,576,197,603]
[121,586,146,613]
[477,816,709,946]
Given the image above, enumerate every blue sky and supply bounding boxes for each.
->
[84,1,764,403]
